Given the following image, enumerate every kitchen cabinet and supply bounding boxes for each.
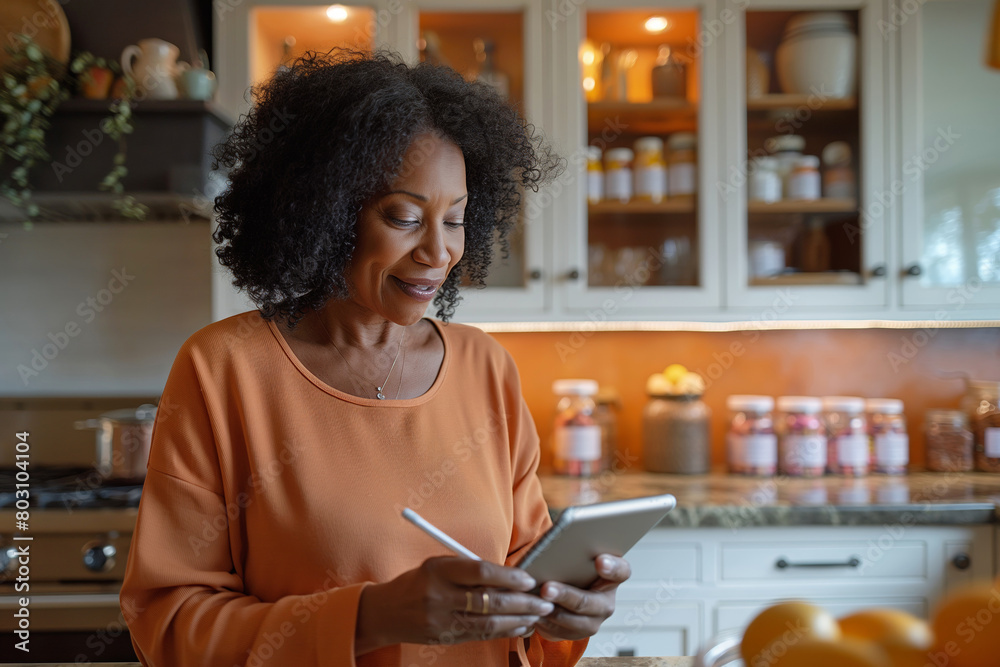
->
[585,524,994,657]
[723,0,890,312]
[209,0,1000,324]
[896,0,1000,310]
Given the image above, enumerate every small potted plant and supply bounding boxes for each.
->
[72,51,118,100]
[0,33,147,220]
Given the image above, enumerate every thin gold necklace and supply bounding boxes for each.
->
[319,318,405,400]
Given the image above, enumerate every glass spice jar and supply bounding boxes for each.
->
[551,379,602,477]
[925,409,974,472]
[866,398,910,475]
[604,147,634,203]
[666,132,697,200]
[633,136,667,202]
[586,145,604,204]
[822,396,870,476]
[593,386,621,473]
[971,384,1000,473]
[643,393,711,474]
[776,396,827,477]
[726,395,777,476]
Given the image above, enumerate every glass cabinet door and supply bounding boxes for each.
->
[216,1,391,123]
[406,1,548,319]
[900,0,1000,310]
[557,0,722,314]
[725,0,888,311]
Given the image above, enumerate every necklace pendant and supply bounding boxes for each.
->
[376,387,386,400]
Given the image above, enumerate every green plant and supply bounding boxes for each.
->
[0,33,148,220]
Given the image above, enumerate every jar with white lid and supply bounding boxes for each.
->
[726,395,777,476]
[749,156,782,203]
[604,147,633,203]
[776,396,826,477]
[821,396,869,476]
[787,155,822,201]
[633,137,667,202]
[765,134,805,198]
[586,146,603,204]
[667,132,697,199]
[552,379,601,477]
[866,398,909,475]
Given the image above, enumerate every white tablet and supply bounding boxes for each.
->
[515,493,677,592]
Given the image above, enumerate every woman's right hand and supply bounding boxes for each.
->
[355,556,555,654]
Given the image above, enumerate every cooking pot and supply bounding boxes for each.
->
[75,404,157,481]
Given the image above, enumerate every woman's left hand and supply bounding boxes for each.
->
[531,554,631,641]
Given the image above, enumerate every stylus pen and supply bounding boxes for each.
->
[402,507,482,561]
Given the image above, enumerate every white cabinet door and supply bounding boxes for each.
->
[898,0,1000,312]
[547,0,725,316]
[722,0,891,313]
[714,597,928,636]
[584,599,702,658]
[394,0,552,321]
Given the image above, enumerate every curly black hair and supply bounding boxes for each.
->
[210,48,563,329]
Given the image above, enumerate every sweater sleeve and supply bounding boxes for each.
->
[498,351,589,666]
[120,339,372,666]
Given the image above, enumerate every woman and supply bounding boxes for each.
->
[120,49,630,666]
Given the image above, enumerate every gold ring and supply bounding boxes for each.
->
[465,591,474,613]
[482,590,490,615]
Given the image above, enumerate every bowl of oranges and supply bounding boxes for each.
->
[696,579,1000,666]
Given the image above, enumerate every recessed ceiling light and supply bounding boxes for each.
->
[645,16,670,33]
[326,5,349,22]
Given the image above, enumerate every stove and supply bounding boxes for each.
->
[0,467,143,511]
[0,466,143,661]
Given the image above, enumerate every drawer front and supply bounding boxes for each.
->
[720,540,927,582]
[625,537,700,584]
[715,597,929,634]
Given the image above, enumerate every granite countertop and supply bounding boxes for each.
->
[540,471,1000,526]
[7,661,695,667]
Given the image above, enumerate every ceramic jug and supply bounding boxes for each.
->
[121,38,189,100]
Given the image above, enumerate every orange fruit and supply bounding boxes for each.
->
[770,638,891,667]
[740,600,841,667]
[839,608,934,650]
[930,581,1000,667]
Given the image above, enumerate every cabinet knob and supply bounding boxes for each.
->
[82,543,117,573]
[952,553,971,570]
[905,264,923,277]
[565,268,581,281]
[870,264,887,278]
[527,269,542,281]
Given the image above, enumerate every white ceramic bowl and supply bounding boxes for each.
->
[776,29,857,98]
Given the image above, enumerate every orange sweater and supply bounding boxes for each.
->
[120,310,589,666]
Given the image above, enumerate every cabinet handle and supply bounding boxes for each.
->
[952,553,971,570]
[617,649,636,656]
[870,264,887,278]
[565,268,581,281]
[905,264,923,277]
[775,556,861,569]
[527,269,542,281]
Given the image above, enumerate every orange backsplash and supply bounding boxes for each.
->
[488,327,1000,472]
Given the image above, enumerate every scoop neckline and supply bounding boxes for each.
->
[264,315,449,407]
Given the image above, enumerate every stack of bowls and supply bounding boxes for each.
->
[776,12,857,98]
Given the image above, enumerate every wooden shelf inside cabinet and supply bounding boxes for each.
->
[748,199,858,214]
[746,95,857,111]
[750,272,863,286]
[588,100,697,135]
[589,200,695,215]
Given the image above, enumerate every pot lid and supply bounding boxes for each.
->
[99,403,158,423]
